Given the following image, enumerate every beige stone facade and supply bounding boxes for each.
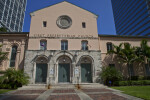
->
[24,1,101,84]
[99,35,150,76]
[0,33,28,70]
[0,1,150,84]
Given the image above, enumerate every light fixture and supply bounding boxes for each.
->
[63,58,66,62]
[41,59,43,62]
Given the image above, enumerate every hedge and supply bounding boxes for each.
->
[113,80,150,86]
[0,84,12,89]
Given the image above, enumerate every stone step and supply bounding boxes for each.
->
[18,83,106,90]
[18,84,47,90]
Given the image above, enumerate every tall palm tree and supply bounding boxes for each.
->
[108,43,138,79]
[139,40,150,75]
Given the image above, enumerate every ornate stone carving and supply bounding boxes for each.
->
[56,15,72,29]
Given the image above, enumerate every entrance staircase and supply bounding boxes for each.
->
[18,83,107,90]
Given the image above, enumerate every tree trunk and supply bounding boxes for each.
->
[127,63,131,80]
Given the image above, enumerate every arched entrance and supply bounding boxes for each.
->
[80,57,93,83]
[35,56,48,83]
[57,56,72,83]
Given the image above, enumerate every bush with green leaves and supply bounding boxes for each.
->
[100,67,123,85]
[114,80,150,86]
[0,68,29,89]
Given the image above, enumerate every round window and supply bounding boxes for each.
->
[57,15,72,29]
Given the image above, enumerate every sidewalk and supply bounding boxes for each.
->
[0,86,143,100]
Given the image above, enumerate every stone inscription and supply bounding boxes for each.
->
[30,34,98,39]
[33,34,93,38]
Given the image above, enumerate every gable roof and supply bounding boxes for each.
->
[30,1,98,17]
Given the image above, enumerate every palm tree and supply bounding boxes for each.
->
[138,40,150,76]
[108,43,138,80]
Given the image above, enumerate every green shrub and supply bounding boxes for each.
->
[100,67,123,85]
[143,80,150,85]
[114,80,150,86]
[131,81,143,85]
[119,81,128,86]
[0,84,12,89]
[138,76,145,80]
[0,68,29,89]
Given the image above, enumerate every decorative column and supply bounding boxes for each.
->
[33,62,36,84]
[15,48,21,70]
[72,63,76,83]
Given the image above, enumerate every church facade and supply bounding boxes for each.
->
[0,1,150,85]
[24,2,101,84]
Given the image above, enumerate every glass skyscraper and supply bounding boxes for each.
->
[0,0,27,32]
[111,0,150,36]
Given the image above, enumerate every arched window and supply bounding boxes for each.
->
[10,45,17,67]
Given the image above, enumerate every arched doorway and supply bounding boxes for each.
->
[80,57,93,83]
[57,56,72,83]
[35,56,48,83]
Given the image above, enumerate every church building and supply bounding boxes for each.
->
[24,1,101,84]
[0,1,150,85]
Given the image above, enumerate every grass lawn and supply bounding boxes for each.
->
[111,86,150,100]
[0,89,14,94]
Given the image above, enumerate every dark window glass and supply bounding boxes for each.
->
[22,13,25,18]
[61,41,68,50]
[145,64,150,76]
[43,21,47,27]
[10,21,15,29]
[107,42,113,52]
[6,0,10,6]
[82,22,86,28]
[81,41,88,50]
[0,2,4,11]
[10,46,17,67]
[40,41,47,50]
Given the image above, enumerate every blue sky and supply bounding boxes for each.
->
[23,0,116,35]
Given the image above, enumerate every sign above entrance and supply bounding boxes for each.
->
[30,34,98,39]
[50,68,54,75]
[75,67,79,75]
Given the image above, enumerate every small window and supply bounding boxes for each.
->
[10,46,17,67]
[145,64,150,76]
[43,21,47,27]
[40,41,47,50]
[61,40,68,50]
[109,64,115,68]
[82,22,86,28]
[81,41,88,50]
[107,42,113,52]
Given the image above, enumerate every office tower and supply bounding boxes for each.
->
[111,0,150,36]
[0,0,27,32]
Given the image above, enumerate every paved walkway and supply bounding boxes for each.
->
[0,87,143,100]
